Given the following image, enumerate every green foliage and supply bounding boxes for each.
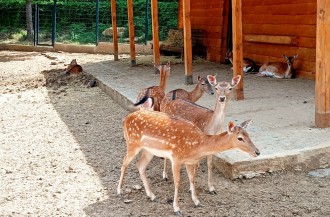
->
[0,0,178,44]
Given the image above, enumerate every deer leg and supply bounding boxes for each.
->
[117,144,141,195]
[185,164,201,207]
[163,158,168,181]
[172,161,182,215]
[137,150,156,201]
[207,155,216,194]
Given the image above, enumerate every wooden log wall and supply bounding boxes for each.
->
[178,0,225,62]
[242,0,317,79]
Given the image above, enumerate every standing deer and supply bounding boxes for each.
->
[134,62,171,111]
[159,75,214,112]
[65,59,83,75]
[117,109,260,215]
[161,74,241,193]
[257,54,298,78]
[225,50,258,73]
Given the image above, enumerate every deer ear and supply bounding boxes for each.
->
[239,119,252,129]
[231,75,241,87]
[166,61,171,67]
[294,54,298,59]
[197,75,203,81]
[207,74,217,86]
[228,121,235,133]
[141,97,154,110]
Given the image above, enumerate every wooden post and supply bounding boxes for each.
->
[182,0,193,85]
[127,0,136,66]
[151,0,160,70]
[315,0,330,128]
[111,0,119,61]
[231,0,244,100]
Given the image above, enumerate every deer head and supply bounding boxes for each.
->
[207,74,241,104]
[197,75,214,95]
[227,120,260,157]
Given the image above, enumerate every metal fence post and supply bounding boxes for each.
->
[52,0,57,47]
[96,0,100,45]
[145,0,148,45]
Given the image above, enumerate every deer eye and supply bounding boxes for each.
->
[238,137,244,142]
[229,87,233,91]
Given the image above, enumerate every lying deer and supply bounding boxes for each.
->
[117,109,260,215]
[159,75,214,112]
[65,59,83,75]
[257,54,298,78]
[161,74,241,194]
[134,62,171,111]
[225,50,258,73]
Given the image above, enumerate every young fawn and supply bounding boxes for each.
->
[117,109,260,215]
[159,75,214,112]
[257,54,298,78]
[65,59,83,75]
[134,62,171,111]
[161,74,241,193]
[225,50,258,73]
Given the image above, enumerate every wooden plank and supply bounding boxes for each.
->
[296,70,316,80]
[315,0,330,127]
[151,0,160,67]
[243,0,315,7]
[191,8,223,17]
[111,0,118,61]
[244,35,299,45]
[243,24,316,38]
[243,14,316,25]
[242,3,316,15]
[232,0,244,100]
[183,0,193,84]
[191,17,223,26]
[127,0,136,66]
[178,0,183,29]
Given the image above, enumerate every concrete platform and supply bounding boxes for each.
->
[84,55,330,179]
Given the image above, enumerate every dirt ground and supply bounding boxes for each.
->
[0,50,329,217]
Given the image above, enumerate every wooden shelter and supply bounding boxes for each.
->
[110,0,329,128]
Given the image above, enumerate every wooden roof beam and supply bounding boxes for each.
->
[232,0,244,100]
[151,0,160,69]
[315,0,330,128]
[111,0,119,61]
[182,0,193,85]
[127,0,136,66]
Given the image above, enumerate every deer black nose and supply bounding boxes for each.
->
[219,97,226,102]
[210,91,214,95]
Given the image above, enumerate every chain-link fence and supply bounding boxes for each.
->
[0,0,178,46]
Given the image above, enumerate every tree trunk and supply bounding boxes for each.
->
[26,0,33,40]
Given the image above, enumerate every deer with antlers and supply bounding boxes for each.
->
[161,74,241,193]
[134,61,171,111]
[117,109,260,215]
[257,54,298,78]
[159,75,214,112]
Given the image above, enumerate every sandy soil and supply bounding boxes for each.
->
[0,50,329,217]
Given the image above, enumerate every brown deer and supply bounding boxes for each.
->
[134,61,171,111]
[159,75,214,112]
[65,59,83,75]
[257,54,298,78]
[225,50,258,73]
[117,109,260,215]
[161,74,241,194]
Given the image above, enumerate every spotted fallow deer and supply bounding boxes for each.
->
[161,74,241,194]
[257,54,298,78]
[225,50,258,73]
[65,59,83,75]
[134,61,171,111]
[117,109,260,215]
[159,75,214,112]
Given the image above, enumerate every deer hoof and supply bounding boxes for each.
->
[174,211,182,216]
[195,203,204,208]
[209,190,217,195]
